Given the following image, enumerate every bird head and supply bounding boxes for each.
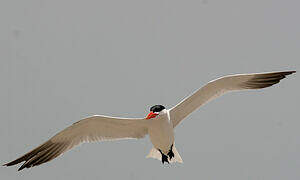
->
[145,105,166,119]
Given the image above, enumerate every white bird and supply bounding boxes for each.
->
[4,71,295,170]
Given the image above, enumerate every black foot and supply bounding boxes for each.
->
[167,144,174,160]
[159,149,169,164]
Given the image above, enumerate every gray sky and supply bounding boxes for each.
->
[1,0,299,179]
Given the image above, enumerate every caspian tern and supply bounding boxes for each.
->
[4,71,295,170]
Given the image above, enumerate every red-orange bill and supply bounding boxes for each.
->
[145,111,158,119]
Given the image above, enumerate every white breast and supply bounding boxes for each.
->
[148,110,174,154]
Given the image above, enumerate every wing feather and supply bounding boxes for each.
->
[4,115,148,170]
[170,71,295,127]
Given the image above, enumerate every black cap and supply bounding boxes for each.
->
[150,105,165,113]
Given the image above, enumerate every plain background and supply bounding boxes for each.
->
[1,0,299,179]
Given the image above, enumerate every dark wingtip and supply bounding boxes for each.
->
[285,70,296,74]
[3,161,15,167]
[241,70,296,89]
[275,70,296,76]
[3,161,24,171]
[18,166,25,171]
[282,70,296,77]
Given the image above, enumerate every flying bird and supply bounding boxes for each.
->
[4,71,295,170]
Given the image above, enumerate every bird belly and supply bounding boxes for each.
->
[148,116,174,154]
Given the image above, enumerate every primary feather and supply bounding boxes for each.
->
[4,115,148,171]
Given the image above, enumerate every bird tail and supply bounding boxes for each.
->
[146,146,183,163]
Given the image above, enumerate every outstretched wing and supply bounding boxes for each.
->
[170,71,295,127]
[4,115,148,171]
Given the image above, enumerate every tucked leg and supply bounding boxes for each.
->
[167,144,174,160]
[158,149,169,164]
